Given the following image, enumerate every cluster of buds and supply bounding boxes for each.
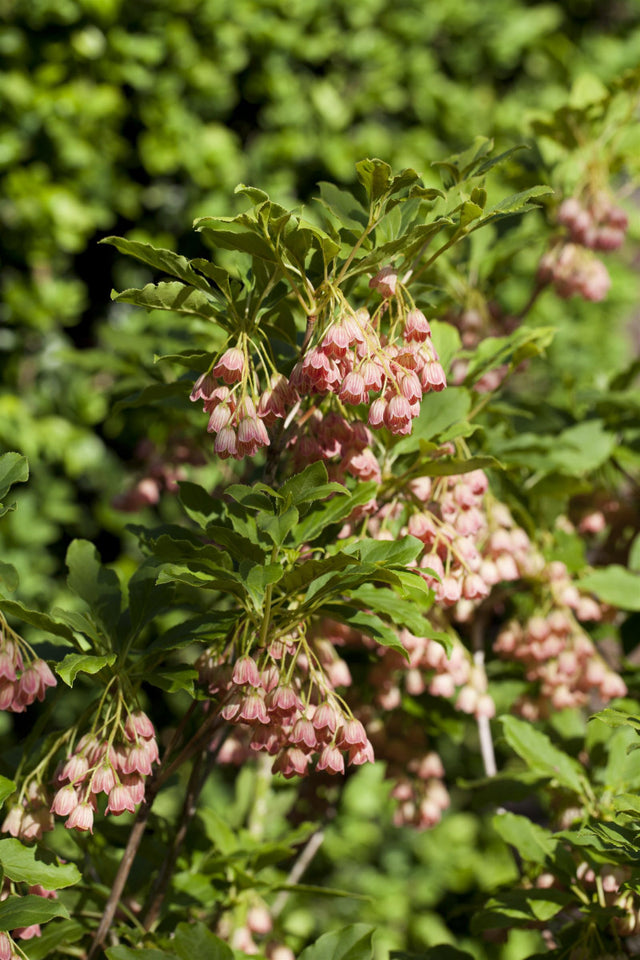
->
[0,882,57,946]
[190,342,297,460]
[537,243,611,302]
[403,471,541,612]
[190,268,447,467]
[368,628,495,721]
[0,615,56,713]
[49,710,158,833]
[113,436,206,512]
[199,638,374,779]
[2,781,53,841]
[494,610,626,717]
[292,275,446,438]
[537,189,627,304]
[390,762,450,830]
[289,411,381,483]
[558,194,628,252]
[365,707,450,830]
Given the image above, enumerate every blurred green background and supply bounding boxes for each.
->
[2,2,640,956]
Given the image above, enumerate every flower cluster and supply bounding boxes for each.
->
[494,611,626,717]
[537,189,627,304]
[191,348,296,461]
[199,638,374,779]
[292,279,446,438]
[0,615,56,713]
[558,194,628,251]
[365,706,450,830]
[190,270,446,467]
[402,470,542,611]
[538,243,611,302]
[49,710,158,833]
[113,436,206,511]
[1,782,53,842]
[536,862,640,951]
[289,411,381,483]
[345,466,626,723]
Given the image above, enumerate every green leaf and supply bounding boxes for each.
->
[460,200,483,227]
[149,667,199,694]
[590,707,640,732]
[323,606,408,657]
[0,452,28,508]
[0,778,15,810]
[629,533,640,573]
[172,922,233,960]
[579,565,640,611]
[356,158,393,205]
[100,237,211,292]
[0,839,81,888]
[471,889,570,932]
[474,185,553,227]
[66,540,122,638]
[106,949,178,960]
[241,562,284,610]
[16,919,84,960]
[430,319,462,374]
[280,554,359,595]
[492,812,555,864]
[279,461,346,508]
[55,653,116,687]
[194,218,279,262]
[178,481,222,529]
[316,182,368,233]
[345,536,423,568]
[298,924,375,960]
[393,387,471,455]
[0,894,69,931]
[127,561,175,635]
[391,949,475,960]
[432,137,495,187]
[464,327,555,385]
[0,562,18,593]
[294,483,378,544]
[611,793,640,815]
[0,599,75,643]
[189,259,239,301]
[349,583,435,637]
[257,506,299,547]
[112,281,221,321]
[49,608,107,646]
[112,380,189,416]
[500,716,587,796]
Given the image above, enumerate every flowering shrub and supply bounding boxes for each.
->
[0,67,639,960]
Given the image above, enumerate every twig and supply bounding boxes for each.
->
[141,727,231,931]
[87,788,157,959]
[271,829,325,918]
[470,610,498,781]
[141,749,206,931]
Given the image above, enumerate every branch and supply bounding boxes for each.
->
[470,609,498,781]
[141,749,206,932]
[142,727,231,932]
[271,829,326,919]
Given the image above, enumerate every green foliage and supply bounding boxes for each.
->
[0,5,639,960]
